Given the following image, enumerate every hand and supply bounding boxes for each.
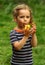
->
[23,29,30,37]
[30,23,36,34]
[23,23,36,36]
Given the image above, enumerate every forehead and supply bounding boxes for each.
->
[18,9,30,16]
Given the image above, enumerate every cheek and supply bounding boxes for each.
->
[29,18,30,21]
[18,20,23,24]
[19,19,24,23]
[27,19,30,22]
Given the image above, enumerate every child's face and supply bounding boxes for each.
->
[15,9,31,28]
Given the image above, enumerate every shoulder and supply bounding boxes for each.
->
[10,30,15,33]
[10,26,18,34]
[10,30,16,36]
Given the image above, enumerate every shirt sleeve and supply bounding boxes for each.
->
[10,30,18,45]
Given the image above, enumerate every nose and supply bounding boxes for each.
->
[24,17,27,21]
[24,18,28,24]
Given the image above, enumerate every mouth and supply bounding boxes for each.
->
[23,22,29,25]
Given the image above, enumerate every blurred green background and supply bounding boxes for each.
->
[0,0,45,65]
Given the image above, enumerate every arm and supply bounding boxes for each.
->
[30,22,37,47]
[31,33,37,47]
[13,36,28,50]
[13,28,31,50]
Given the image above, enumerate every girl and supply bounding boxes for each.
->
[10,4,37,65]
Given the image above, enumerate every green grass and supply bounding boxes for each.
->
[0,45,12,65]
[0,45,45,65]
[33,45,45,65]
[0,1,45,65]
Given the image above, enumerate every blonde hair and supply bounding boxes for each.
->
[13,4,33,23]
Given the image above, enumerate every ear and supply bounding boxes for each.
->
[14,17,17,22]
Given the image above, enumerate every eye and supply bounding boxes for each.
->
[19,16,24,18]
[26,16,30,18]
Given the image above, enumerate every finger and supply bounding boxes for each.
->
[32,26,36,31]
[32,29,36,34]
[29,29,36,34]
